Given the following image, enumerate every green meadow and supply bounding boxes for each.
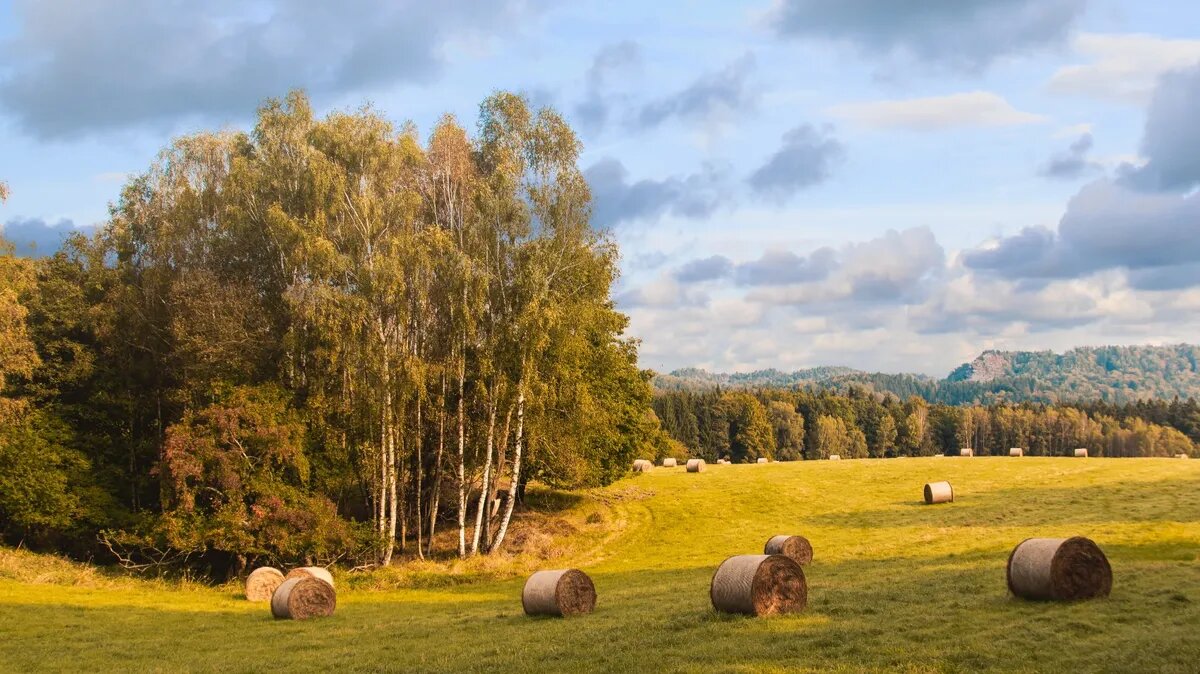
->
[2,457,1198,673]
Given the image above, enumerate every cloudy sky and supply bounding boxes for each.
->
[2,1,1200,376]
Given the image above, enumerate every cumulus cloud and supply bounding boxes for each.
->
[767,0,1086,73]
[675,255,734,282]
[2,217,92,256]
[747,125,844,202]
[0,0,540,138]
[1040,133,1100,180]
[734,248,837,286]
[635,53,757,129]
[574,41,641,135]
[1121,63,1200,192]
[827,92,1045,131]
[1048,33,1200,104]
[585,158,730,228]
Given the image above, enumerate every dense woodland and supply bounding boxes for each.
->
[0,92,674,575]
[653,387,1200,462]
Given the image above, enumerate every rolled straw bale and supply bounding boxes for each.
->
[829,454,841,461]
[632,459,652,472]
[686,458,707,472]
[763,535,814,565]
[1074,448,1088,458]
[710,554,807,616]
[960,448,974,457]
[271,577,337,620]
[1006,537,1112,601]
[522,569,596,617]
[285,566,334,588]
[923,481,954,504]
[245,566,285,602]
[756,457,769,464]
[1177,453,1190,459]
[662,457,677,467]
[1009,447,1023,457]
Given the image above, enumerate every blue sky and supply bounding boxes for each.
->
[3,0,1200,376]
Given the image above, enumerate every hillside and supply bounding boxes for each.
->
[2,458,1198,672]
[658,344,1200,404]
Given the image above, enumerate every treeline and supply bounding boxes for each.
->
[653,387,1199,461]
[0,92,668,575]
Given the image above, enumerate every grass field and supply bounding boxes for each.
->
[2,457,1199,673]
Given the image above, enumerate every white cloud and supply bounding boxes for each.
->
[826,91,1046,131]
[1048,33,1200,104]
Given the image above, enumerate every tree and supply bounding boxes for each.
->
[767,401,804,460]
[719,392,774,462]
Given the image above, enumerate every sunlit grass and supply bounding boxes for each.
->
[2,457,1198,672]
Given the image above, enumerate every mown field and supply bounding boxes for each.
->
[2,457,1198,673]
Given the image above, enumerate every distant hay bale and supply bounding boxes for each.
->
[522,569,596,617]
[661,457,677,467]
[1009,448,1023,457]
[1177,453,1190,459]
[960,448,974,457]
[285,566,334,588]
[632,459,652,472]
[763,535,814,565]
[245,566,285,602]
[1074,448,1088,458]
[716,459,729,464]
[756,457,769,464]
[271,577,336,620]
[828,454,841,461]
[923,481,954,504]
[710,554,807,616]
[686,458,707,472]
[1006,537,1112,601]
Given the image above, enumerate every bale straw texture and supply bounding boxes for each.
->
[960,448,974,457]
[829,455,841,461]
[245,567,285,602]
[1009,448,1023,457]
[271,577,337,620]
[710,554,807,616]
[632,459,652,472]
[687,459,707,472]
[1006,537,1112,601]
[1074,448,1088,457]
[662,458,677,467]
[763,535,814,565]
[285,566,334,588]
[923,481,954,504]
[522,569,596,617]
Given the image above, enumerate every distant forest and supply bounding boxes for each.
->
[655,344,1200,405]
[652,387,1199,462]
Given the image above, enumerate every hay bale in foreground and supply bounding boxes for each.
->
[710,554,807,616]
[245,566,285,602]
[632,459,652,472]
[285,566,334,588]
[271,577,336,620]
[1074,448,1088,458]
[763,535,814,565]
[960,448,974,457]
[661,457,677,467]
[522,569,596,617]
[1009,448,1023,457]
[756,457,769,464]
[923,481,954,504]
[1006,537,1112,601]
[829,454,841,460]
[687,458,707,472]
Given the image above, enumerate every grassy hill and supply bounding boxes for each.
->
[2,457,1199,672]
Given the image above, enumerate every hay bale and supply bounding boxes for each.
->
[1006,537,1112,601]
[828,454,841,461]
[271,577,337,620]
[632,459,652,472]
[686,458,707,472]
[1009,448,1023,457]
[923,481,954,504]
[245,566,285,602]
[1074,448,1088,458]
[710,554,807,616]
[960,448,974,457]
[661,457,677,467]
[1177,453,1190,459]
[285,566,334,588]
[756,457,769,464]
[522,569,596,617]
[763,535,814,565]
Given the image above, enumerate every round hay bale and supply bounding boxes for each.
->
[1006,537,1112,601]
[828,454,841,461]
[923,481,954,504]
[763,535,814,565]
[245,566,285,602]
[522,569,596,617]
[661,457,677,467]
[1177,453,1190,459]
[686,458,707,472]
[756,457,769,464]
[632,459,652,472]
[960,448,974,457]
[285,566,334,588]
[271,577,336,620]
[1074,448,1088,458]
[1009,448,1023,457]
[710,554,807,616]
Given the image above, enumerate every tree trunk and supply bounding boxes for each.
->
[470,390,497,555]
[456,344,467,559]
[415,395,424,560]
[491,382,524,553]
[428,374,446,558]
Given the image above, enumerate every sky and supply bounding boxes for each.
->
[2,0,1200,377]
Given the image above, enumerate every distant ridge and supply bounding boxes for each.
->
[656,344,1200,404]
